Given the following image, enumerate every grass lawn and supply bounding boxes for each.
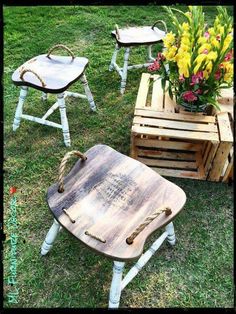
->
[3,5,234,308]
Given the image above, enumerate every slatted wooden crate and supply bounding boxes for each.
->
[130,73,233,182]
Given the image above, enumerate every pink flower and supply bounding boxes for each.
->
[182,91,198,102]
[190,72,204,85]
[214,69,221,80]
[203,49,209,54]
[204,31,210,39]
[179,75,185,82]
[148,60,161,72]
[224,50,233,61]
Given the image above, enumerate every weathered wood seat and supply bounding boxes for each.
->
[12,44,96,147]
[12,54,89,94]
[41,144,186,308]
[47,144,186,260]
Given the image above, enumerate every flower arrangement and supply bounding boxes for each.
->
[148,6,233,112]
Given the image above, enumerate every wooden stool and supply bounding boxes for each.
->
[109,21,167,94]
[41,144,186,308]
[12,44,96,147]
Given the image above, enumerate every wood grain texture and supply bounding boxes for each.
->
[47,144,186,261]
[12,54,88,93]
[111,26,165,46]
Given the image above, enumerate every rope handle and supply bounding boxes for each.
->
[115,24,120,40]
[126,205,172,245]
[20,69,46,87]
[58,150,87,193]
[46,44,75,59]
[151,20,167,33]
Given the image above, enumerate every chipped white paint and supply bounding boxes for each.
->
[12,86,28,131]
[41,219,62,255]
[108,261,125,308]
[165,221,176,246]
[80,74,96,112]
[58,92,71,147]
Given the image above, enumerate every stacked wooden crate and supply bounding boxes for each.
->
[130,73,234,182]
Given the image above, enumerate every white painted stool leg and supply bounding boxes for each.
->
[147,45,155,62]
[120,48,130,95]
[41,92,48,101]
[165,222,176,246]
[58,93,71,147]
[13,86,28,131]
[80,74,96,112]
[41,219,61,256]
[109,43,120,71]
[108,261,125,308]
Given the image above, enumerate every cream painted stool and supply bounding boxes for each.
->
[41,144,186,308]
[12,44,96,147]
[109,21,167,94]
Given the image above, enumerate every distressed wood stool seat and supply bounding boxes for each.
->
[41,144,186,308]
[12,44,96,147]
[109,21,167,94]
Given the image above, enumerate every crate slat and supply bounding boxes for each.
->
[133,116,218,132]
[132,125,219,142]
[135,73,151,109]
[135,138,203,151]
[134,109,216,123]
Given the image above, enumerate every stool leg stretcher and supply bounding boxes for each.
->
[13,75,96,146]
[40,219,176,308]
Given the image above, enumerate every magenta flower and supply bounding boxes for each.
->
[190,71,204,85]
[224,50,233,61]
[157,52,165,61]
[182,91,198,102]
[148,60,161,72]
[214,69,221,80]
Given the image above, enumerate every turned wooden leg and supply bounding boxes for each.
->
[80,73,96,112]
[13,86,28,131]
[147,45,155,62]
[41,219,61,256]
[109,43,120,71]
[120,47,130,95]
[108,261,125,308]
[58,92,71,147]
[165,222,176,246]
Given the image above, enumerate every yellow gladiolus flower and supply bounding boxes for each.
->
[223,63,233,82]
[194,54,207,65]
[163,32,176,48]
[198,36,207,45]
[211,38,220,49]
[182,22,190,32]
[205,61,213,73]
[206,51,217,61]
[203,69,210,79]
[198,43,211,54]
[181,36,191,47]
[208,27,215,36]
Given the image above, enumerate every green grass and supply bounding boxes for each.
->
[3,5,234,308]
